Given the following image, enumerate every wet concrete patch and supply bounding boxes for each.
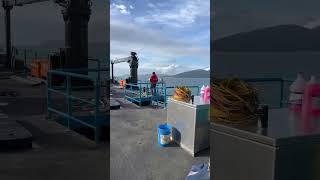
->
[2,97,46,117]
[0,91,19,97]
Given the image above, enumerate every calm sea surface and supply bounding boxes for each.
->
[214,52,320,107]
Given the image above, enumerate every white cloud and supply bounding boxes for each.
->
[112,61,200,76]
[139,63,180,75]
[111,3,131,15]
[110,0,209,76]
[147,3,156,8]
[203,67,210,71]
[111,20,209,58]
[304,18,320,29]
[135,0,209,27]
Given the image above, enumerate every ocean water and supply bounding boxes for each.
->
[213,52,320,79]
[138,76,210,96]
[213,52,320,107]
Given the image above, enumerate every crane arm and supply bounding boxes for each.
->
[111,56,132,64]
[2,0,51,6]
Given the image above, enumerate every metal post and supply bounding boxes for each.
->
[280,79,284,108]
[24,49,28,73]
[66,75,72,129]
[4,5,13,68]
[111,63,114,83]
[94,79,101,143]
[97,60,101,81]
[47,72,52,119]
[164,83,167,108]
[139,83,142,106]
[146,83,149,96]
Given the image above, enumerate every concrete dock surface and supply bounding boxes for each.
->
[110,87,209,180]
[0,71,109,180]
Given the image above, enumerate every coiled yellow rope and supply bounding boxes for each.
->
[211,78,259,125]
[173,86,192,103]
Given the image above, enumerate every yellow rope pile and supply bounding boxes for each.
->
[211,78,259,125]
[173,86,192,103]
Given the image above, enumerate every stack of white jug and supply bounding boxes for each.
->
[289,73,319,106]
[200,85,210,102]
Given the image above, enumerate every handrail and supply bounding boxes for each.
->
[242,77,294,108]
[242,78,293,83]
[48,70,95,80]
[124,82,200,107]
[46,69,104,143]
[165,86,200,96]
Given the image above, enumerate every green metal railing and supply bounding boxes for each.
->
[124,82,201,108]
[165,86,200,96]
[46,59,108,143]
[124,81,167,106]
[242,78,293,108]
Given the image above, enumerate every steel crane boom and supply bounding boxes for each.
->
[111,52,139,84]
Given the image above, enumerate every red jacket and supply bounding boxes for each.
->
[150,74,158,84]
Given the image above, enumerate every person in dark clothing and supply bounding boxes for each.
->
[149,72,158,95]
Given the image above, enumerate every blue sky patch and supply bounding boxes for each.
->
[110,0,210,76]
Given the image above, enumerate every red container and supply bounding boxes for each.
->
[40,60,49,79]
[30,60,41,78]
[302,84,320,118]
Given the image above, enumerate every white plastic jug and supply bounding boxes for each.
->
[289,73,306,105]
[200,85,205,97]
[308,75,318,85]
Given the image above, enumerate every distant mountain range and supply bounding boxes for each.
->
[213,24,320,52]
[171,69,210,78]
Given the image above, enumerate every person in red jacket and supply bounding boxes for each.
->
[149,72,158,95]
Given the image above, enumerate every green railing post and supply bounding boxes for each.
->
[164,83,167,108]
[47,72,52,119]
[280,79,284,108]
[94,79,101,143]
[139,83,142,106]
[96,60,101,81]
[66,75,72,129]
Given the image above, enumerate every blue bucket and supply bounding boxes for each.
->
[157,123,171,147]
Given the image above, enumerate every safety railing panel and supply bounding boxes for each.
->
[124,82,166,107]
[124,82,200,108]
[46,69,105,143]
[243,78,293,108]
[165,86,200,96]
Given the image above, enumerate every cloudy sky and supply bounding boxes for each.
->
[213,0,320,39]
[110,0,210,76]
[0,0,106,47]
